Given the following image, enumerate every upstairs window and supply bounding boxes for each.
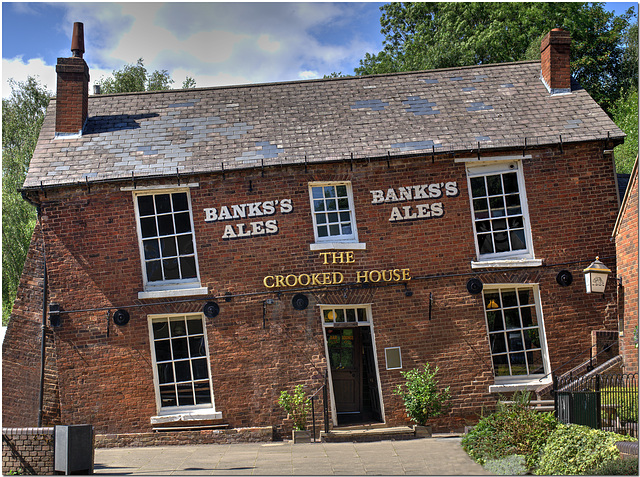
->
[309,182,361,248]
[135,190,200,290]
[467,162,533,261]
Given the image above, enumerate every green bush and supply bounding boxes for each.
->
[393,363,451,426]
[278,384,311,431]
[483,454,528,475]
[601,387,638,423]
[461,392,558,470]
[535,424,637,475]
[583,457,639,475]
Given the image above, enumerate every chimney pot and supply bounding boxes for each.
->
[71,22,85,58]
[93,85,101,95]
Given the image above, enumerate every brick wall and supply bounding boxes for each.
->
[615,164,638,374]
[2,428,54,475]
[4,141,619,435]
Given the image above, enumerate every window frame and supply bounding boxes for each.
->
[308,181,363,249]
[147,313,216,415]
[133,188,203,293]
[465,161,535,262]
[481,284,551,386]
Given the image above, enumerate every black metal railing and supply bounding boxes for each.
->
[309,371,330,442]
[553,372,638,437]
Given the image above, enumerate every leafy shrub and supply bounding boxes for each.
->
[393,363,451,425]
[535,424,637,475]
[601,387,638,423]
[278,384,311,430]
[483,454,528,475]
[461,392,558,470]
[583,457,639,475]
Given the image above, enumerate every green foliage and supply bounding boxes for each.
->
[2,77,50,324]
[461,392,559,470]
[583,457,640,475]
[601,387,638,423]
[393,363,451,425]
[97,58,174,94]
[354,2,637,115]
[483,454,528,475]
[535,424,637,475]
[181,77,197,89]
[611,88,638,174]
[278,384,311,431]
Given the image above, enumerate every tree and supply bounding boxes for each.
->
[97,58,174,93]
[182,76,197,89]
[354,2,635,115]
[611,88,638,174]
[2,77,51,324]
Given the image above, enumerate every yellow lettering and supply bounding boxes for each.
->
[320,252,331,264]
[312,273,323,286]
[393,269,401,281]
[275,275,286,288]
[369,270,382,282]
[402,269,411,281]
[356,271,368,283]
[298,274,311,286]
[332,272,344,285]
[263,276,275,288]
[322,272,331,284]
[285,274,298,287]
[345,251,355,263]
[382,270,393,282]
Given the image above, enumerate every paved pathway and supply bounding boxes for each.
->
[94,437,493,475]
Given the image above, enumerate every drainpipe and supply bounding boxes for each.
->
[36,203,48,427]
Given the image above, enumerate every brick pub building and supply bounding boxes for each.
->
[2,25,629,441]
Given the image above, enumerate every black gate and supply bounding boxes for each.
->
[553,373,637,437]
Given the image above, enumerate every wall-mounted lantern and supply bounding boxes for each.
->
[291,293,309,310]
[49,303,62,327]
[583,257,611,294]
[466,278,483,295]
[203,301,220,318]
[113,309,130,326]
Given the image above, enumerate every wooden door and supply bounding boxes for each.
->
[326,327,361,414]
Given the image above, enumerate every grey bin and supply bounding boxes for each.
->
[54,425,95,475]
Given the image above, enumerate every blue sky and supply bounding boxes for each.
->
[1,2,637,98]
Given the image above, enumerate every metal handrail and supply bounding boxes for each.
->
[309,371,329,442]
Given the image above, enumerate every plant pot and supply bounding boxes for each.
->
[413,424,432,438]
[292,429,311,443]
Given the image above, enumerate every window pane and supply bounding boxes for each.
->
[324,186,336,198]
[177,235,194,255]
[163,258,180,280]
[489,197,505,217]
[504,308,521,329]
[522,306,538,328]
[357,308,367,322]
[490,333,507,353]
[485,292,501,310]
[155,194,171,214]
[338,198,349,210]
[174,361,191,382]
[172,338,189,360]
[470,177,486,198]
[144,239,160,260]
[328,212,339,223]
[502,290,518,307]
[336,185,347,197]
[157,363,174,384]
[503,172,519,194]
[478,233,494,254]
[146,260,162,282]
[180,257,197,279]
[486,311,503,331]
[138,195,155,216]
[335,309,345,323]
[316,214,327,224]
[312,187,323,199]
[154,340,172,362]
[329,224,340,236]
[314,200,325,212]
[508,216,523,228]
[473,198,489,219]
[486,175,503,195]
[492,354,509,376]
[318,225,328,237]
[174,212,192,234]
[194,381,212,404]
[346,309,356,322]
[475,221,491,233]
[527,350,544,374]
[340,212,350,222]
[492,218,507,231]
[161,237,177,258]
[171,320,187,337]
[192,359,209,380]
[524,328,540,349]
[505,194,522,215]
[510,353,527,375]
[493,232,509,253]
[157,215,175,236]
[326,199,337,211]
[508,331,524,351]
[153,321,169,339]
[177,383,194,406]
[342,224,352,235]
[187,318,203,335]
[189,337,205,357]
[159,385,177,407]
[510,230,526,250]
[172,193,188,211]
[140,217,157,238]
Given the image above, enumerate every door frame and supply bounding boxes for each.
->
[319,304,385,427]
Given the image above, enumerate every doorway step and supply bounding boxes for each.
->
[320,426,415,443]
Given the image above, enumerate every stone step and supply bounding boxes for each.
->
[320,426,416,443]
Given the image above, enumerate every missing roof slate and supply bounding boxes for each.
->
[462,87,476,92]
[467,102,494,112]
[351,99,389,111]
[472,75,488,82]
[235,142,284,163]
[391,140,442,152]
[421,79,439,84]
[402,96,440,115]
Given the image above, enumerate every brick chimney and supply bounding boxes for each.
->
[55,22,89,137]
[540,28,571,94]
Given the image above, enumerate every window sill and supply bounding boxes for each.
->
[310,242,366,251]
[150,408,222,425]
[489,378,551,394]
[138,286,209,300]
[471,258,543,269]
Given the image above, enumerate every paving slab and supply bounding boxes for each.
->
[94,438,493,475]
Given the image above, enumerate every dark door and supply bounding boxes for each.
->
[326,327,361,415]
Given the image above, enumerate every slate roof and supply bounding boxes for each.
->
[23,60,625,190]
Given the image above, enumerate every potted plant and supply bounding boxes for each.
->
[278,384,312,443]
[393,363,451,437]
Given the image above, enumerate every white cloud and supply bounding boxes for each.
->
[298,70,319,80]
[257,34,281,54]
[2,57,56,98]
